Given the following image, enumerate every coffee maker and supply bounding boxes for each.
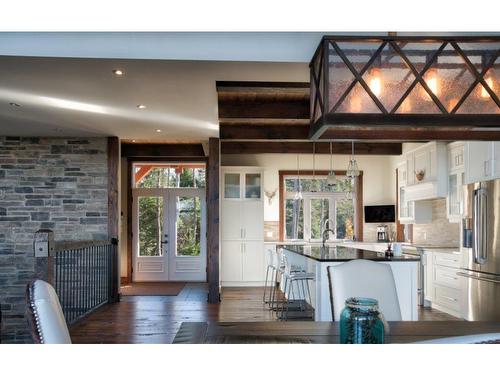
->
[377,225,388,242]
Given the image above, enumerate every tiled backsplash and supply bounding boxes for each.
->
[363,223,396,243]
[264,221,279,241]
[412,198,460,247]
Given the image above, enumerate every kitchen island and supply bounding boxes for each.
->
[278,244,420,321]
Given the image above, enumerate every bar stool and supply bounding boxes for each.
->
[263,247,278,304]
[278,253,314,320]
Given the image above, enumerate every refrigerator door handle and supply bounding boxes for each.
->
[472,188,481,264]
[457,271,500,285]
[480,190,488,264]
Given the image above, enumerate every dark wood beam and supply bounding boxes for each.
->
[319,128,500,141]
[216,81,309,90]
[107,136,120,303]
[220,125,310,140]
[121,143,205,157]
[218,100,309,119]
[221,141,402,155]
[207,138,220,304]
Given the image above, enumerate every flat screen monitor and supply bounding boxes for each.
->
[364,205,395,223]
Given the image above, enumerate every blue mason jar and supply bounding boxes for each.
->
[339,297,386,344]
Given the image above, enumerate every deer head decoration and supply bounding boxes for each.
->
[264,189,277,205]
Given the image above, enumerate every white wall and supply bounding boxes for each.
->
[221,153,397,240]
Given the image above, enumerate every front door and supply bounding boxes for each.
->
[132,188,206,282]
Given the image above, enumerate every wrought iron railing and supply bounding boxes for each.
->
[54,239,117,325]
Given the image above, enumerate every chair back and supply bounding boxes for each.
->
[26,279,72,344]
[327,259,402,321]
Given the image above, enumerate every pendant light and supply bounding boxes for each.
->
[346,141,360,179]
[327,142,337,187]
[311,142,318,192]
[294,153,303,200]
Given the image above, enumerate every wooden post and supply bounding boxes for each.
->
[107,137,120,302]
[207,138,221,303]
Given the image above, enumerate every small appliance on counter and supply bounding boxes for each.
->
[377,225,388,242]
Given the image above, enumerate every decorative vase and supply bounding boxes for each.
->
[339,297,386,344]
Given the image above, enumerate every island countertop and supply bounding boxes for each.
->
[278,244,420,262]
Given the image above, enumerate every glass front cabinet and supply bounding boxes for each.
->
[223,169,262,201]
[447,142,465,223]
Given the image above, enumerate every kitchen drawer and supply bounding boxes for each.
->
[434,265,460,289]
[433,251,460,269]
[433,284,460,312]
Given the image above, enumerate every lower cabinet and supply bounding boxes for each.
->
[221,240,265,286]
[423,250,462,318]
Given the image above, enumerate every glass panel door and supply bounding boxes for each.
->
[168,189,207,281]
[132,190,169,282]
[245,173,261,199]
[224,173,240,199]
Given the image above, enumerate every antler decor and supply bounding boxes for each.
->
[264,189,277,205]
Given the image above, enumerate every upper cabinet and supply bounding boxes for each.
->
[464,142,500,184]
[397,162,432,224]
[404,142,448,201]
[446,142,465,223]
[223,168,262,200]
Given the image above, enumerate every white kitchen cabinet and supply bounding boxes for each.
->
[405,141,448,201]
[464,141,500,184]
[221,167,265,286]
[221,240,243,282]
[398,163,432,224]
[241,241,265,282]
[446,142,465,223]
[424,250,462,318]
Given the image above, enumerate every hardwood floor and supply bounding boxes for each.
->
[69,283,459,344]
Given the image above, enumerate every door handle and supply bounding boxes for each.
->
[457,272,500,285]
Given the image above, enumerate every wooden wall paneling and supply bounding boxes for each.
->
[207,138,220,303]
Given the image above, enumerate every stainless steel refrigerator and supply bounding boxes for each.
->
[459,179,500,321]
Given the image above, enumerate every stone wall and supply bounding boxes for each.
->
[0,137,109,343]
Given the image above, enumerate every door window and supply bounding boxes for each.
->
[176,196,202,257]
[138,196,164,256]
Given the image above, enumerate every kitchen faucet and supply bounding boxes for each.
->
[321,218,336,247]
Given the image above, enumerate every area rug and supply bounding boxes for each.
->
[120,282,186,296]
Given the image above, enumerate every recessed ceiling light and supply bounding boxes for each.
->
[155,129,162,133]
[9,102,21,107]
[112,69,124,76]
[137,104,147,109]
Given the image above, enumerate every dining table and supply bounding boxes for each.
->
[172,321,500,344]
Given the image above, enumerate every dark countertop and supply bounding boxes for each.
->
[278,244,420,262]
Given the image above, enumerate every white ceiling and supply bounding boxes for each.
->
[1,32,498,142]
[0,55,308,141]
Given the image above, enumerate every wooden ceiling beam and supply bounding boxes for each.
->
[220,125,310,140]
[218,100,309,119]
[221,141,402,155]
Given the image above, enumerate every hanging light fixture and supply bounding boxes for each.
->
[346,141,360,179]
[369,68,382,96]
[327,142,337,187]
[294,153,303,200]
[311,142,318,192]
[481,77,494,99]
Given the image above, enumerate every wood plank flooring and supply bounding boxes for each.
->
[69,283,459,344]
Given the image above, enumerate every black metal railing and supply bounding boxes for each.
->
[54,240,117,325]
